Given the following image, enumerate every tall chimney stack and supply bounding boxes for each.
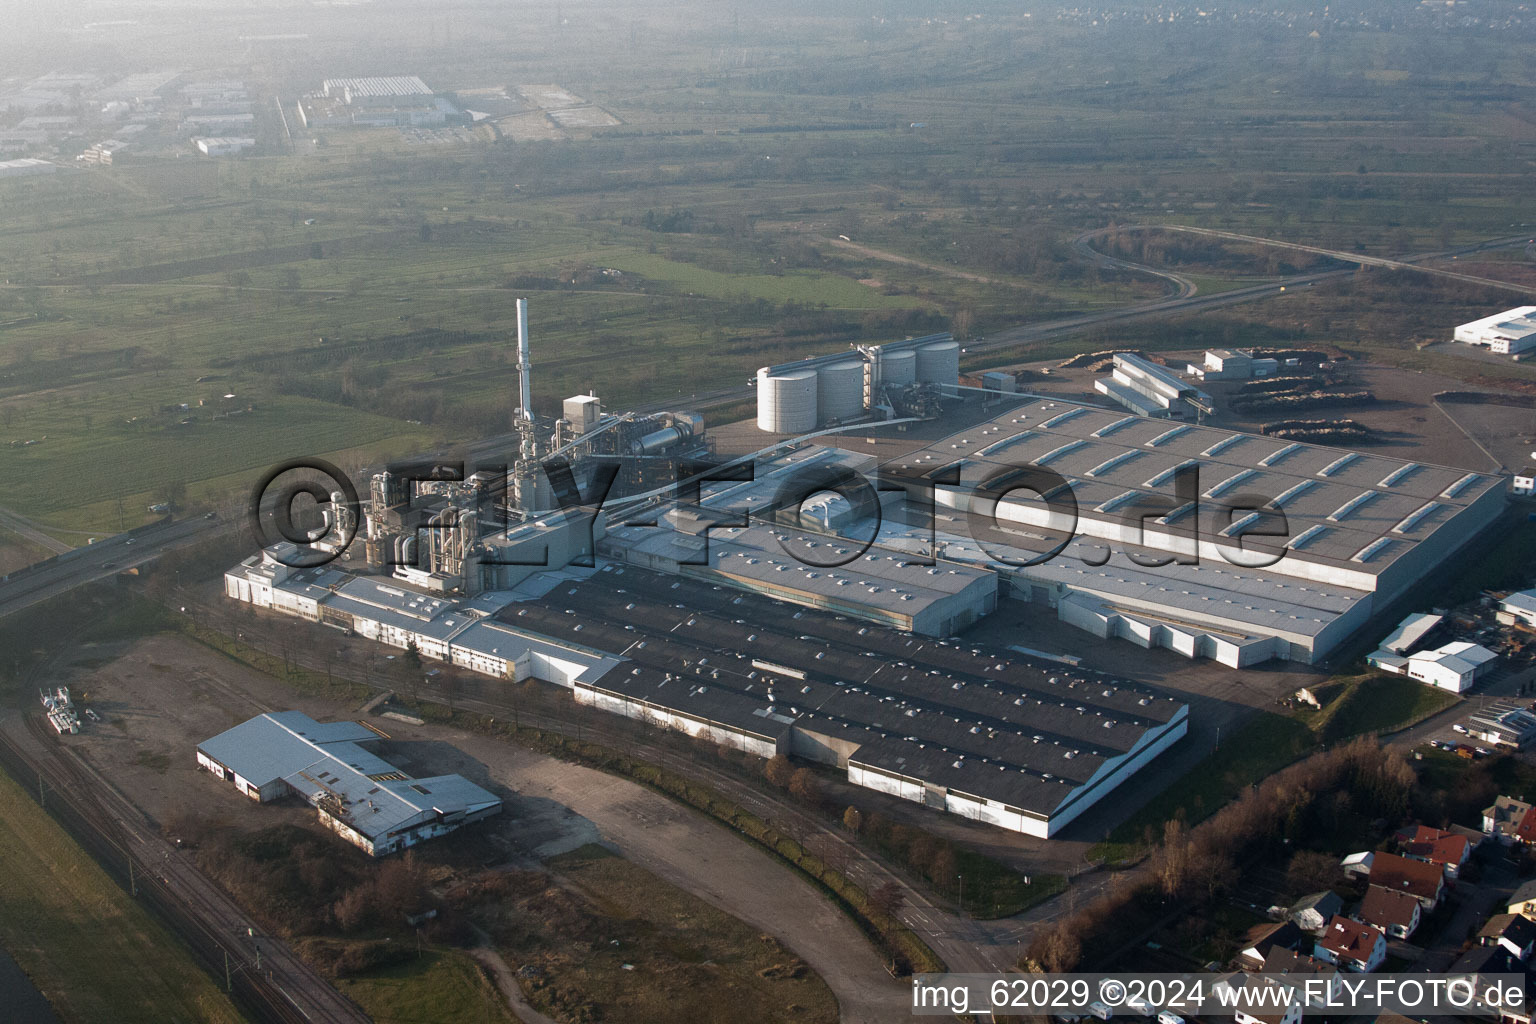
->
[516,298,533,422]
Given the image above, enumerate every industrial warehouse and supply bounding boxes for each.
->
[219,313,1505,835]
[196,711,502,856]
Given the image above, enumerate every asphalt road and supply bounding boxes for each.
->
[0,515,222,621]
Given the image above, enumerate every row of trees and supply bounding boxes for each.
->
[1026,737,1416,972]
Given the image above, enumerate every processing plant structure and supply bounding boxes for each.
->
[754,333,961,433]
[221,314,1510,839]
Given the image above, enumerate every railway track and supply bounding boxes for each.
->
[0,713,370,1024]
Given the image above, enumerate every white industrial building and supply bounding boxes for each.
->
[1515,468,1536,497]
[194,136,255,156]
[1367,641,1497,693]
[681,397,1505,667]
[755,333,960,433]
[1095,352,1213,419]
[1499,589,1536,628]
[1184,348,1281,381]
[1454,307,1536,356]
[196,711,501,856]
[223,548,619,688]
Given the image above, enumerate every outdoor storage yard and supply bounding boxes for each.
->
[13,627,901,1022]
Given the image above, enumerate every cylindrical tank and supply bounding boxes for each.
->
[879,349,916,386]
[634,426,685,453]
[817,360,865,423]
[756,368,818,433]
[916,340,960,385]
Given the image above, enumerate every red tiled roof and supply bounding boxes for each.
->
[1371,852,1444,901]
[1319,915,1384,962]
[1359,885,1419,931]
[1516,806,1536,844]
[1402,832,1470,868]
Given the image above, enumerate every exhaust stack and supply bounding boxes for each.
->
[516,298,533,421]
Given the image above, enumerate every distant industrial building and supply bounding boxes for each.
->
[755,333,960,433]
[1185,348,1282,381]
[1454,307,1536,357]
[297,75,467,130]
[194,137,255,157]
[1466,701,1536,749]
[1094,352,1213,419]
[197,711,501,856]
[77,140,129,165]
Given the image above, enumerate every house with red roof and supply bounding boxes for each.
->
[1369,851,1446,909]
[1358,884,1422,939]
[1314,915,1387,973]
[1397,824,1473,878]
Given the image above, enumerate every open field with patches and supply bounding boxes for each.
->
[0,0,1529,553]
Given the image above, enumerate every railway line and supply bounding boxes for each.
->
[0,712,370,1024]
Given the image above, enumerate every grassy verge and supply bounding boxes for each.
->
[1092,670,1464,864]
[0,768,247,1024]
[334,950,517,1024]
[1308,673,1458,743]
[175,616,372,703]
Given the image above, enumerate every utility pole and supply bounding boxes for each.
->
[224,948,232,992]
[38,770,44,809]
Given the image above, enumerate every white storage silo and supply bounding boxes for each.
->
[879,349,916,386]
[916,340,960,385]
[817,360,866,423]
[756,368,819,433]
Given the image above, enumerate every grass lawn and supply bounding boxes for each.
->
[0,767,246,1024]
[335,950,518,1024]
[1307,673,1458,744]
[504,843,839,1024]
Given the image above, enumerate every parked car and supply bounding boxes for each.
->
[1453,724,1469,734]
[1158,1013,1186,1024]
[1086,1003,1113,1021]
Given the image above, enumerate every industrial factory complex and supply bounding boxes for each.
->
[220,305,1513,837]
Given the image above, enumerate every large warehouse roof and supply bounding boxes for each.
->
[887,396,1502,585]
[198,712,500,846]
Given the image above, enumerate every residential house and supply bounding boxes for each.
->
[1507,879,1536,919]
[1211,974,1305,1024]
[1479,914,1536,962]
[1396,824,1473,878]
[1340,851,1375,879]
[1369,852,1446,909]
[1486,795,1536,842]
[1314,915,1387,973]
[1289,891,1344,933]
[1261,947,1344,1007]
[1357,884,1422,940]
[1238,921,1304,972]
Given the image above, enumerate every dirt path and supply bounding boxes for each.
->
[820,235,1016,286]
[406,722,914,1024]
[465,935,563,1024]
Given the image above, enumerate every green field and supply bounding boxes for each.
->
[0,2,1529,555]
[0,767,246,1024]
[336,951,518,1024]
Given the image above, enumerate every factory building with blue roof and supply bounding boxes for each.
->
[197,711,501,856]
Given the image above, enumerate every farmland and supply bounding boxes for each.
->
[0,0,1531,557]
